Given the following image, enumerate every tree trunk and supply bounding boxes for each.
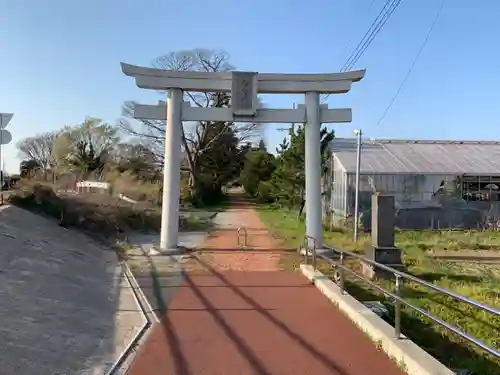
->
[189,163,203,206]
[297,187,305,219]
[297,199,305,220]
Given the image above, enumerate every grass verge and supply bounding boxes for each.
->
[258,205,500,375]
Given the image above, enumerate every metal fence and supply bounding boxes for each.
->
[302,236,500,359]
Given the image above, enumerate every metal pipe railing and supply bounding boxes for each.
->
[237,227,248,248]
[301,235,317,267]
[303,235,500,359]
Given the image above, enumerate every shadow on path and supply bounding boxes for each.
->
[142,252,191,375]
[183,271,274,375]
[196,248,296,253]
[190,256,350,375]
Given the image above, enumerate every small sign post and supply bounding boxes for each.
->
[0,113,14,190]
[0,113,13,129]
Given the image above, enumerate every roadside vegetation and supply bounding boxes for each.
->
[8,181,215,252]
[258,206,500,374]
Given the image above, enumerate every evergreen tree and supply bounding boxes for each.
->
[240,145,275,196]
[270,125,334,215]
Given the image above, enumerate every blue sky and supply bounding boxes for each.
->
[1,0,499,173]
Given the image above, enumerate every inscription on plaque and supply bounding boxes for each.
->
[231,71,258,116]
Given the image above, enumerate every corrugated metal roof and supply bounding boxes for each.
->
[330,138,500,175]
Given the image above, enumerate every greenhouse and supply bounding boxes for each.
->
[324,138,500,227]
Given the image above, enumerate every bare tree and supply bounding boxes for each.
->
[111,141,161,181]
[120,48,263,196]
[17,131,58,179]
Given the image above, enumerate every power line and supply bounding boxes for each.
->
[375,0,446,127]
[341,0,402,72]
[321,0,404,104]
[338,0,391,72]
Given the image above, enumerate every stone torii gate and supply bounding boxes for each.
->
[121,63,365,253]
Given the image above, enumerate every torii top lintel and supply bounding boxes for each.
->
[120,62,365,94]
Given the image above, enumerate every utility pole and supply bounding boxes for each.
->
[353,129,362,241]
[277,103,296,133]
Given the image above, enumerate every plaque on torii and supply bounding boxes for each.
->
[231,71,258,117]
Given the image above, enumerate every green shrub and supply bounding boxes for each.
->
[256,181,274,203]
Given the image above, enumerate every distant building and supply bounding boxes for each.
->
[324,139,500,229]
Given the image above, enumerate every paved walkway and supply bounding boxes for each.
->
[0,204,145,375]
[126,197,406,375]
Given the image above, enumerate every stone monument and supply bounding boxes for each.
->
[362,193,406,279]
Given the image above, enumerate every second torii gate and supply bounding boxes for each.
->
[121,63,365,253]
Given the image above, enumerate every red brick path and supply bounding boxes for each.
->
[126,198,405,375]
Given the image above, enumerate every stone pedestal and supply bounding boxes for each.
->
[361,193,405,280]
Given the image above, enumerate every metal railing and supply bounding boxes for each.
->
[301,235,317,266]
[302,235,500,359]
[237,227,248,248]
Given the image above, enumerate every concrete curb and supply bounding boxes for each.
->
[148,245,190,256]
[107,261,160,375]
[122,261,160,325]
[208,212,218,219]
[300,264,455,375]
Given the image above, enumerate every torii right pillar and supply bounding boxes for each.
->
[304,92,323,250]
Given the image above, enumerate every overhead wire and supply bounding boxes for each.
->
[321,0,404,103]
[341,0,402,72]
[375,0,445,127]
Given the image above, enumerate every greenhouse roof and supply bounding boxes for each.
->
[330,138,500,175]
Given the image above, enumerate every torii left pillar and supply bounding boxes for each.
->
[160,89,183,251]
